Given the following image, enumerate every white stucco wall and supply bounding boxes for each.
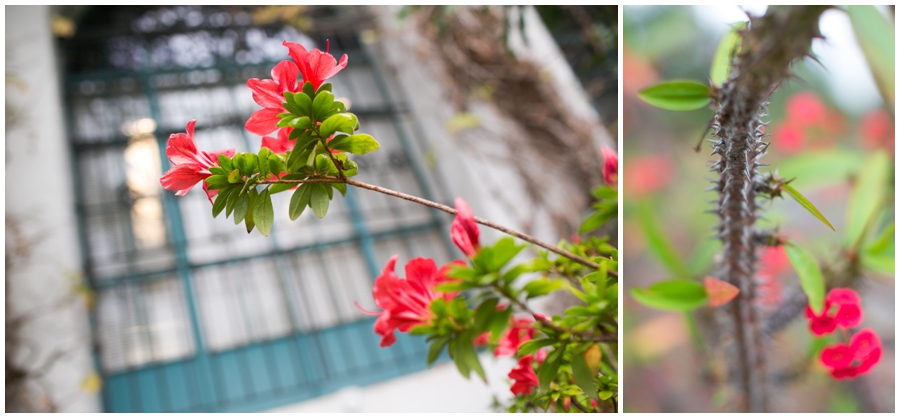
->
[5,5,101,413]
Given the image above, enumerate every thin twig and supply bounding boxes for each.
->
[255,176,615,275]
[491,284,617,343]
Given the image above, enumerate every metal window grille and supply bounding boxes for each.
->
[62,6,455,412]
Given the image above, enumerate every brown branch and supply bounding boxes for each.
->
[255,176,615,275]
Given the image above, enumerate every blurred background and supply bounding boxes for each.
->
[5,5,616,413]
[622,5,894,413]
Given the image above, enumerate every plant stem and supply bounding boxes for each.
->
[255,176,614,275]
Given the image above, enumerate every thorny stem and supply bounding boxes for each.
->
[254,177,615,276]
[708,6,827,412]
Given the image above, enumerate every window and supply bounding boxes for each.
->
[63,6,454,412]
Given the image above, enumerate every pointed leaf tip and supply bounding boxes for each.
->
[703,276,739,307]
[781,183,835,231]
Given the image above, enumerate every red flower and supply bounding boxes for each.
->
[356,255,461,347]
[496,318,535,357]
[532,312,551,323]
[805,301,838,336]
[805,288,864,335]
[786,91,826,126]
[757,246,788,307]
[508,355,539,396]
[624,154,674,199]
[245,60,301,136]
[821,328,882,379]
[450,197,480,257]
[261,126,295,154]
[601,146,618,186]
[283,39,348,92]
[160,120,236,203]
[773,122,805,154]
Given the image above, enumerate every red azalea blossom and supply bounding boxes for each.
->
[496,318,536,357]
[160,120,236,204]
[283,39,348,92]
[821,328,882,379]
[450,197,480,257]
[356,256,462,347]
[601,146,618,186]
[508,355,539,396]
[245,60,301,136]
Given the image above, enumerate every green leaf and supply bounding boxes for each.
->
[315,154,337,175]
[268,154,285,178]
[427,335,450,367]
[638,202,692,277]
[599,391,613,401]
[286,133,318,172]
[205,174,230,187]
[638,80,711,111]
[319,113,358,139]
[312,90,335,121]
[523,278,564,299]
[776,148,865,189]
[571,348,600,400]
[257,147,271,179]
[848,6,895,109]
[517,338,555,357]
[252,189,275,236]
[309,184,330,219]
[328,133,381,155]
[217,154,233,171]
[211,187,234,218]
[289,185,311,220]
[710,22,746,86]
[225,186,240,217]
[473,298,498,334]
[538,347,564,392]
[629,279,708,311]
[489,305,512,341]
[845,151,891,248]
[227,168,242,184]
[781,183,835,231]
[785,241,826,315]
[486,237,525,271]
[865,221,894,256]
[460,338,486,382]
[233,193,250,225]
[245,189,258,233]
[332,182,347,196]
[861,254,894,275]
[236,152,258,176]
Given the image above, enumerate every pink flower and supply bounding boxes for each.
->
[821,328,882,379]
[624,154,674,199]
[805,301,837,336]
[508,355,539,396]
[601,146,618,186]
[245,60,301,136]
[356,256,461,347]
[773,122,805,154]
[786,91,826,126]
[261,126,295,154]
[450,197,480,257]
[283,39,348,92]
[496,318,536,357]
[805,288,864,335]
[532,312,551,323]
[160,120,236,203]
[757,246,788,307]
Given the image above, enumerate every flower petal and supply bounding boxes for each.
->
[245,108,284,136]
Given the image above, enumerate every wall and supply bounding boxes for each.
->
[5,5,101,413]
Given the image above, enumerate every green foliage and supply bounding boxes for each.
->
[785,241,826,315]
[781,183,835,231]
[637,201,691,277]
[847,6,895,109]
[630,279,708,311]
[638,80,711,111]
[710,22,746,86]
[845,151,891,248]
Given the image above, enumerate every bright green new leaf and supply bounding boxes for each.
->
[845,151,890,248]
[776,149,864,189]
[523,278,564,299]
[861,254,894,275]
[785,241,826,315]
[217,154,233,171]
[517,338,555,357]
[848,6,895,109]
[865,221,894,255]
[312,90,335,121]
[487,237,525,271]
[710,22,746,86]
[781,183,835,231]
[319,113,358,139]
[630,279,708,311]
[328,133,381,155]
[473,298,499,334]
[252,189,275,236]
[638,80,711,111]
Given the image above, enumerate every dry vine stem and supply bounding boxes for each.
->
[708,6,827,412]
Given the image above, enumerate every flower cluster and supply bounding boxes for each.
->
[807,288,882,379]
[160,40,348,201]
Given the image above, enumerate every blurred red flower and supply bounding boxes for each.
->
[786,91,826,125]
[451,197,480,257]
[757,246,789,307]
[859,109,895,155]
[601,146,618,186]
[356,256,462,347]
[624,154,675,198]
[821,328,882,379]
[805,288,864,336]
[508,355,539,395]
[496,317,536,357]
[160,120,236,204]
